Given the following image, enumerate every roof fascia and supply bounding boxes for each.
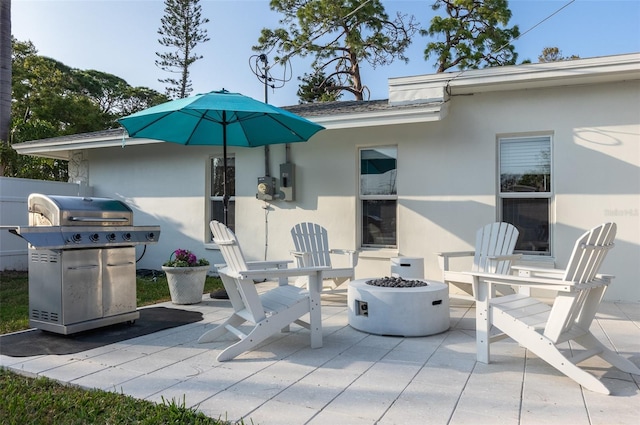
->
[313,101,448,129]
[13,136,164,159]
[389,53,640,101]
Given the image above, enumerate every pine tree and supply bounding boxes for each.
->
[155,0,210,99]
[423,0,520,73]
[254,0,417,101]
[538,47,579,63]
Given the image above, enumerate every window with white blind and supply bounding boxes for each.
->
[360,146,397,248]
[209,156,235,235]
[499,135,552,254]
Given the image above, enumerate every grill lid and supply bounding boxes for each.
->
[5,194,162,249]
[28,194,133,226]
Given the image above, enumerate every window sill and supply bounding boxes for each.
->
[358,248,400,259]
[516,255,556,268]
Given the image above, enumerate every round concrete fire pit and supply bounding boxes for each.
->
[347,278,449,337]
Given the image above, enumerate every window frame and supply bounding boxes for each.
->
[358,145,398,249]
[207,155,235,240]
[497,134,554,256]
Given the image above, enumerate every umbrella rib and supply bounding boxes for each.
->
[254,113,309,140]
[182,110,208,145]
[125,111,174,137]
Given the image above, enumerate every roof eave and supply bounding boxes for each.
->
[314,102,448,129]
[13,136,164,159]
[389,53,640,101]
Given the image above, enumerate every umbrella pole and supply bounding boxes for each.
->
[222,112,229,226]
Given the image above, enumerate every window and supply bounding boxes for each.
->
[209,156,235,234]
[499,135,552,254]
[360,147,397,247]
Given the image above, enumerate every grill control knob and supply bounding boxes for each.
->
[107,233,116,242]
[146,232,156,241]
[122,232,132,241]
[72,233,82,243]
[90,233,100,242]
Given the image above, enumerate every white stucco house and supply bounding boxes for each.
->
[12,53,640,302]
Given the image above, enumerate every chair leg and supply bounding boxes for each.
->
[216,319,284,362]
[574,332,640,375]
[198,314,245,344]
[475,280,491,363]
[308,271,323,349]
[498,319,612,394]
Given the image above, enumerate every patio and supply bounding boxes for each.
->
[1,283,639,425]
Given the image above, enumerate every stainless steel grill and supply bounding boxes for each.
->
[8,194,161,334]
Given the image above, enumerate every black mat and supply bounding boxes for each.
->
[0,307,203,357]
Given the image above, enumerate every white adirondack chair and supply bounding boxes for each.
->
[470,222,640,394]
[290,222,358,294]
[198,221,327,361]
[437,222,521,302]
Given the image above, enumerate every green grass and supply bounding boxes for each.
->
[0,368,228,424]
[0,271,237,424]
[0,271,29,334]
[0,270,224,334]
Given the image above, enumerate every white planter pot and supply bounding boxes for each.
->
[162,265,209,305]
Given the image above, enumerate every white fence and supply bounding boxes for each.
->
[0,177,92,271]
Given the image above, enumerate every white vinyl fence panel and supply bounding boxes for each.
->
[0,177,91,270]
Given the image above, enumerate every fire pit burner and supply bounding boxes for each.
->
[366,276,428,287]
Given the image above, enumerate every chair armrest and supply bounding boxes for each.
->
[512,265,565,279]
[437,251,475,258]
[486,254,522,262]
[246,260,292,270]
[236,266,327,279]
[215,261,291,271]
[329,249,359,267]
[235,266,331,293]
[436,251,475,271]
[290,250,312,268]
[464,271,578,292]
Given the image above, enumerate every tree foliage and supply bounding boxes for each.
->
[0,0,12,176]
[254,0,418,101]
[155,0,210,99]
[422,0,520,73]
[297,69,343,103]
[2,39,168,181]
[538,46,580,63]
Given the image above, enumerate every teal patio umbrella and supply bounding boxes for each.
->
[118,89,324,225]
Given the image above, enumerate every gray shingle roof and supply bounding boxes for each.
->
[17,99,442,146]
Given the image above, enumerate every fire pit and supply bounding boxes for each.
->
[348,277,449,337]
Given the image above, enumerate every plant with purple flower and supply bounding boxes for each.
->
[163,249,210,267]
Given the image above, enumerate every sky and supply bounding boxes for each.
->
[11,0,640,107]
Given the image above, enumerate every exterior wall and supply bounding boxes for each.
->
[0,177,90,270]
[86,143,218,270]
[82,79,639,302]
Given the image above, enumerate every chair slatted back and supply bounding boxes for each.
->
[291,222,332,268]
[210,220,249,274]
[210,220,265,323]
[473,222,519,274]
[563,222,616,283]
[544,222,616,342]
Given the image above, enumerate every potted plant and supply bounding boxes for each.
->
[161,249,210,305]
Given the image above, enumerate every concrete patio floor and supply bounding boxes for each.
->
[2,283,639,425]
